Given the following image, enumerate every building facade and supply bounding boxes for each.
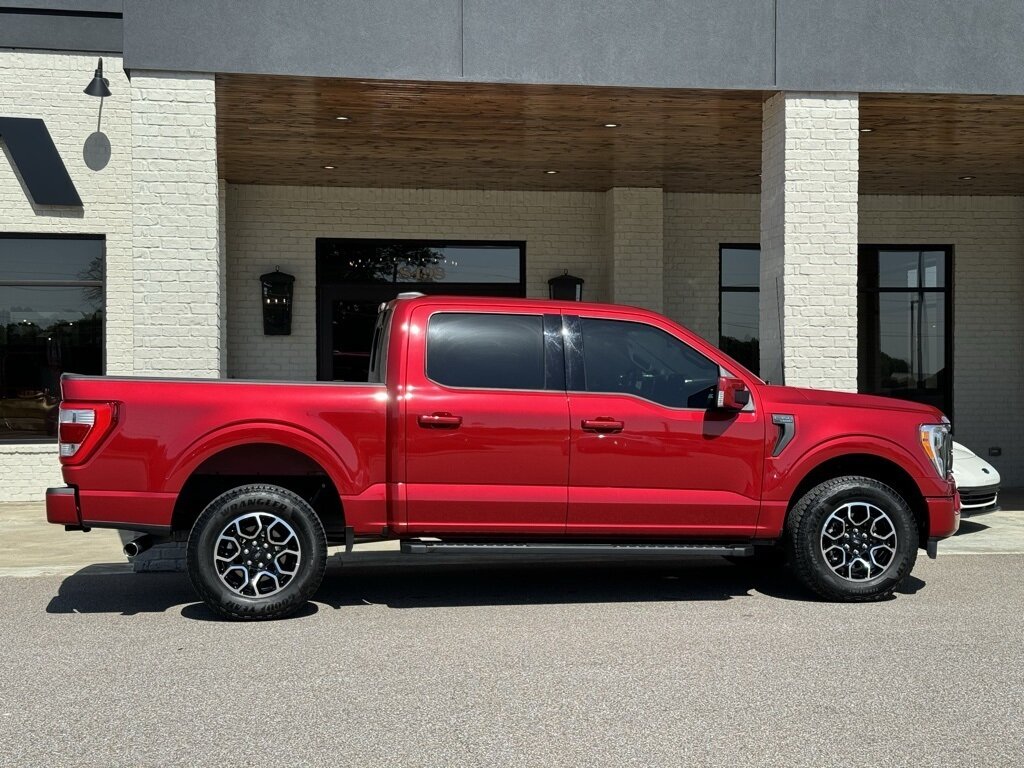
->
[2,1,1024,501]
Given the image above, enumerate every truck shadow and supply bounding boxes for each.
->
[45,554,925,619]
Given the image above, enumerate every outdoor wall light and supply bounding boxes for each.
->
[260,267,295,335]
[603,122,620,128]
[84,58,111,98]
[959,175,975,180]
[544,170,558,174]
[548,270,584,301]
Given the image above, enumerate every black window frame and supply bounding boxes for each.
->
[718,243,761,376]
[0,233,106,444]
[858,244,954,420]
[424,311,564,393]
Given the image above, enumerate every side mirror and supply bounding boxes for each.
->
[715,376,750,411]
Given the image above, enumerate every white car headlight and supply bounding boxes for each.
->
[919,423,952,479]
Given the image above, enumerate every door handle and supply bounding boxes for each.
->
[418,412,463,429]
[581,418,624,433]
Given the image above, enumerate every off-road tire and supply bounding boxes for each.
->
[785,475,918,602]
[186,484,327,620]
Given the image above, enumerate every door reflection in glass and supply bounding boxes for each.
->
[330,301,379,382]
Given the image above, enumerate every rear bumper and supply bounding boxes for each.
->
[45,486,82,528]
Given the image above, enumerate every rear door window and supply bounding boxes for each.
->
[427,313,545,390]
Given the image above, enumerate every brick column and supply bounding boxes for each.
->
[127,72,222,571]
[131,71,222,378]
[760,93,859,390]
[606,187,664,311]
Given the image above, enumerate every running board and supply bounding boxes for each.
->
[400,540,754,557]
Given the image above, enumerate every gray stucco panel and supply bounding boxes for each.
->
[0,10,122,53]
[776,0,1024,95]
[123,0,462,80]
[463,0,775,88]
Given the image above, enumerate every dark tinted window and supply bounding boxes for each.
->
[580,318,719,408]
[427,313,544,390]
[1,236,104,441]
[719,245,760,374]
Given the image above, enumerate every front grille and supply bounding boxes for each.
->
[959,483,999,510]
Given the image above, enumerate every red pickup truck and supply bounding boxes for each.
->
[46,294,959,619]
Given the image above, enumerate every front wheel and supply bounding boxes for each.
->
[186,484,327,620]
[785,476,918,602]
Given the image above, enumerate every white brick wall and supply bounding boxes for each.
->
[663,193,760,343]
[606,188,664,312]
[0,50,133,501]
[761,92,860,390]
[225,185,607,380]
[130,71,221,378]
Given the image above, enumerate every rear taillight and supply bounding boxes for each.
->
[58,403,117,463]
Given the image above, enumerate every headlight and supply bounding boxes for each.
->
[919,423,952,478]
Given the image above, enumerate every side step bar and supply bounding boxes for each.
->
[400,540,754,557]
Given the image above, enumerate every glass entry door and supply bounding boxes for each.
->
[858,246,952,418]
[316,239,526,381]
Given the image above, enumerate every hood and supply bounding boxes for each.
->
[763,385,945,419]
[951,441,976,460]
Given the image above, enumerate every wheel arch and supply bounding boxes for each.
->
[169,431,350,539]
[785,452,929,545]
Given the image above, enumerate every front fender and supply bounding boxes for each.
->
[755,433,941,539]
[165,421,356,496]
[766,433,932,504]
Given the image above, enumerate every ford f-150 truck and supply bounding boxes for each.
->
[46,294,959,619]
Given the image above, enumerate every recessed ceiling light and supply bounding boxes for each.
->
[859,127,873,132]
[959,175,975,180]
[603,122,620,128]
[323,165,336,170]
[335,116,350,121]
[544,170,558,174]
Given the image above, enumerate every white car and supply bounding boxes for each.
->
[952,442,1001,516]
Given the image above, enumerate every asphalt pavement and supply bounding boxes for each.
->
[0,550,1022,767]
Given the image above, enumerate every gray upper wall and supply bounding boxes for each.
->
[14,0,1024,95]
[0,1,123,54]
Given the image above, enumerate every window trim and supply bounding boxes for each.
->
[0,233,106,444]
[423,310,559,394]
[565,314,723,412]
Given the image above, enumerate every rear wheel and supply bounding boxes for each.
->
[186,484,327,620]
[785,476,918,602]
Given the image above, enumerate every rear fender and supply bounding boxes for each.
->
[166,422,355,496]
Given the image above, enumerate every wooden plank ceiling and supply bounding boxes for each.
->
[216,75,764,193]
[217,74,1024,195]
[860,94,1024,195]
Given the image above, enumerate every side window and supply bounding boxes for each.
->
[427,313,545,390]
[579,318,720,408]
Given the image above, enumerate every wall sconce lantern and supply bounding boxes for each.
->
[260,267,295,335]
[548,270,584,301]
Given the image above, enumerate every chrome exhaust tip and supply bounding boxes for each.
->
[123,534,154,558]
